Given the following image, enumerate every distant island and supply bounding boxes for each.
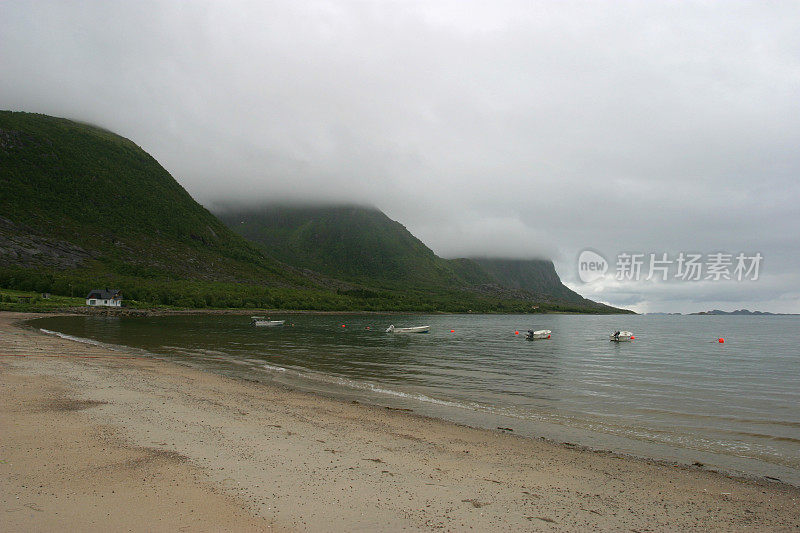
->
[691,309,798,316]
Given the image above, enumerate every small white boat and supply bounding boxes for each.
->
[385,324,430,334]
[610,330,634,342]
[251,316,285,327]
[525,329,551,340]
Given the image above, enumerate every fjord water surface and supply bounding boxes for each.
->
[33,313,800,484]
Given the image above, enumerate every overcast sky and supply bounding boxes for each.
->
[2,1,798,312]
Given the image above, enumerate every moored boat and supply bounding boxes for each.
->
[610,330,634,342]
[525,329,551,340]
[251,316,285,327]
[385,325,430,334]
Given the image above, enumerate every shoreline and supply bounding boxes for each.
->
[27,310,799,487]
[16,313,791,486]
[2,311,798,531]
[0,303,635,317]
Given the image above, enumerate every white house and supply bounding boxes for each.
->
[86,289,123,307]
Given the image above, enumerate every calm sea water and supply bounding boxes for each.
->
[32,313,800,485]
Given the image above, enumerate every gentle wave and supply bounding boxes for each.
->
[731,432,800,445]
[170,348,503,414]
[40,328,121,350]
[157,346,481,411]
[631,407,800,429]
[291,369,475,410]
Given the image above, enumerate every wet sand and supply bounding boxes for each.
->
[1,311,798,531]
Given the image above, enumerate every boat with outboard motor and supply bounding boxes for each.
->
[385,324,430,334]
[251,317,285,327]
[610,330,634,342]
[525,329,552,340]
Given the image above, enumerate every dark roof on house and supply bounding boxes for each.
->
[86,289,122,299]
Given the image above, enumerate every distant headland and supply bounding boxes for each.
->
[691,309,798,316]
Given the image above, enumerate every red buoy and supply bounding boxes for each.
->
[718,338,724,343]
[450,329,455,333]
[514,331,519,335]
[630,336,635,340]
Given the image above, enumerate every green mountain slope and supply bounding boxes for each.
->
[0,111,347,307]
[215,203,621,312]
[470,258,605,307]
[0,111,284,278]
[215,204,484,289]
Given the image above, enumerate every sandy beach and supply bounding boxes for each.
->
[1,312,798,532]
